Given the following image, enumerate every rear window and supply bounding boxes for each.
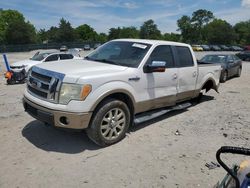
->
[176,46,194,67]
[60,54,73,60]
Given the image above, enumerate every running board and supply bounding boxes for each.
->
[134,102,192,124]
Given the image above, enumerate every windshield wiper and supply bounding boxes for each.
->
[87,58,121,66]
[98,59,121,65]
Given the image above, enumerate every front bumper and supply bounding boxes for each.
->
[23,96,92,129]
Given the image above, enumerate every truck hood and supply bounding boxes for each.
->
[11,59,40,67]
[35,59,128,83]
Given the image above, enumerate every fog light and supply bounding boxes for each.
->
[60,116,69,125]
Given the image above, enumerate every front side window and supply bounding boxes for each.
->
[176,46,194,67]
[227,55,234,62]
[86,41,152,68]
[146,45,175,68]
[30,52,51,61]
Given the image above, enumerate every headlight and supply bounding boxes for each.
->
[59,83,92,104]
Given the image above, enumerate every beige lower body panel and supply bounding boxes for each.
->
[135,95,176,114]
[23,97,92,130]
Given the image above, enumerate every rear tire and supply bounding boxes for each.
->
[6,79,15,85]
[220,71,228,83]
[86,99,131,147]
[236,67,242,77]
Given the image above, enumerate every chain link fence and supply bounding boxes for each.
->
[0,41,98,53]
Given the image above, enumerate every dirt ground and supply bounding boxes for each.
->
[0,50,250,188]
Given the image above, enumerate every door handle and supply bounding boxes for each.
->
[128,76,140,81]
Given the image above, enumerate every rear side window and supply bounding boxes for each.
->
[176,46,194,67]
[147,45,175,68]
[60,54,73,60]
[233,55,240,61]
[45,54,59,62]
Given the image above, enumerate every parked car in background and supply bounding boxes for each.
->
[201,45,210,51]
[219,45,230,51]
[68,48,81,57]
[230,46,243,51]
[236,51,250,61]
[60,45,68,51]
[243,45,250,51]
[84,44,91,50]
[192,45,203,51]
[200,54,242,82]
[93,43,101,49]
[10,50,81,73]
[210,45,221,51]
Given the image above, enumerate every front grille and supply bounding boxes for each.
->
[28,85,48,98]
[31,71,51,83]
[27,66,65,103]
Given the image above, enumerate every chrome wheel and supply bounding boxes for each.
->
[221,71,228,83]
[100,108,126,140]
[237,68,241,77]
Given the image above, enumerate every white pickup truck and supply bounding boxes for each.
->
[23,39,221,146]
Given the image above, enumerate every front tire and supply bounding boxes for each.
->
[236,67,242,77]
[6,79,15,85]
[87,99,131,147]
[220,71,228,83]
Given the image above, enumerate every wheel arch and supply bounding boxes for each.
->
[201,78,218,93]
[90,89,136,118]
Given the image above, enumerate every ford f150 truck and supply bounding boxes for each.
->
[23,39,221,146]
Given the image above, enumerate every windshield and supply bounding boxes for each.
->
[30,52,52,61]
[201,55,226,63]
[85,41,152,68]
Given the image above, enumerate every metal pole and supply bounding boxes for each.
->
[3,54,11,71]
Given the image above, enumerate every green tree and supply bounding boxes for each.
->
[75,24,97,41]
[108,27,122,40]
[37,29,48,43]
[234,20,250,45]
[119,27,139,38]
[177,9,214,43]
[177,15,195,43]
[5,20,37,44]
[95,33,107,43]
[47,26,59,43]
[1,9,37,44]
[191,9,214,27]
[57,18,75,42]
[139,19,161,39]
[203,19,236,44]
[191,9,214,42]
[163,33,181,42]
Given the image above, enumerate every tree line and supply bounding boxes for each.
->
[0,9,250,46]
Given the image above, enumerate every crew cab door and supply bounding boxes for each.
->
[174,46,197,102]
[140,45,178,110]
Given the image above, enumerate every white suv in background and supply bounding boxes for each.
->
[10,50,82,73]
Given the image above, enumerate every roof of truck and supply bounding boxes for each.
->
[112,38,190,47]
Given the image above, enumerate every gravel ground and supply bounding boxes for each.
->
[0,50,249,188]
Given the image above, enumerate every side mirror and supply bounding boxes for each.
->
[145,61,166,73]
[228,60,234,64]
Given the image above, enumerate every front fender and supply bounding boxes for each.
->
[87,81,137,112]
